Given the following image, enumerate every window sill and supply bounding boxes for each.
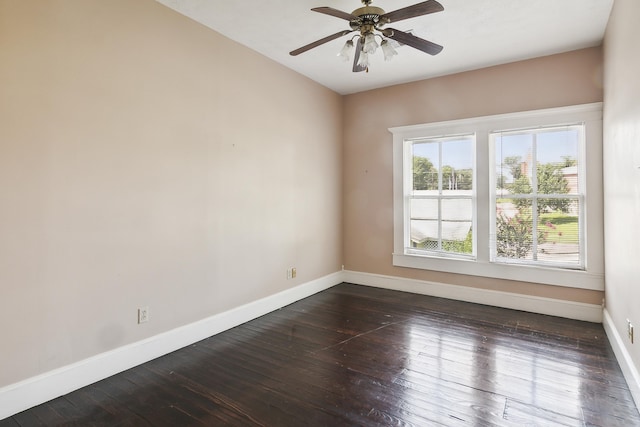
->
[392,253,604,291]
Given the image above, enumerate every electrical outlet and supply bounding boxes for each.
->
[138,307,149,324]
[627,319,634,344]
[287,267,297,279]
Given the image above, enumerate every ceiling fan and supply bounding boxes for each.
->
[289,0,444,72]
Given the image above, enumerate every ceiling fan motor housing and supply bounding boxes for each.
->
[349,6,387,33]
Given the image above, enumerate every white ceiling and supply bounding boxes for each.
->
[155,0,613,95]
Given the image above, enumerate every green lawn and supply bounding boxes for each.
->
[539,212,578,244]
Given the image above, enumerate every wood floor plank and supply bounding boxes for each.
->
[3,283,639,426]
[503,398,584,426]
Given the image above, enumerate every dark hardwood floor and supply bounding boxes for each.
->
[2,283,639,426]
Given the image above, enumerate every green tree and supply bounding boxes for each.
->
[414,157,473,191]
[510,176,533,211]
[457,169,473,190]
[536,163,570,213]
[496,174,508,189]
[496,209,544,259]
[561,156,577,167]
[509,163,570,214]
[441,166,472,190]
[435,165,473,191]
[442,227,473,254]
[413,156,437,190]
[503,156,523,180]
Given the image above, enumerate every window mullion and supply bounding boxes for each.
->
[437,141,443,251]
[531,132,538,261]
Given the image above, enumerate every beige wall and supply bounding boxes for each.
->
[0,0,343,387]
[343,47,604,305]
[603,0,640,383]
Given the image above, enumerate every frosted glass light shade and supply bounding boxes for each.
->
[381,40,397,61]
[363,33,378,54]
[337,40,354,62]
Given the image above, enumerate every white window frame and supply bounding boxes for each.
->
[390,103,603,291]
[404,134,477,260]
[489,124,586,270]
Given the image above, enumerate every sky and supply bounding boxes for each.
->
[495,128,580,165]
[412,137,473,169]
[411,127,581,174]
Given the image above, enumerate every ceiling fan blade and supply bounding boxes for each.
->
[290,30,353,56]
[380,0,444,24]
[384,28,443,55]
[312,7,359,21]
[352,37,367,72]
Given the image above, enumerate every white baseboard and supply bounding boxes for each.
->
[342,270,603,323]
[603,309,640,410]
[0,272,341,420]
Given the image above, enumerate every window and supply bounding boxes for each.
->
[491,125,584,269]
[391,103,603,290]
[406,134,475,259]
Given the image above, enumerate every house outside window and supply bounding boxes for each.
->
[391,103,603,291]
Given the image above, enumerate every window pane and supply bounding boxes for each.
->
[537,198,580,264]
[410,198,438,221]
[408,135,475,257]
[412,142,439,191]
[442,138,473,192]
[495,207,535,261]
[410,199,438,248]
[536,128,580,195]
[495,133,532,192]
[492,125,584,268]
[442,199,472,254]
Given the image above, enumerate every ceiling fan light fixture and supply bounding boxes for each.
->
[290,0,444,73]
[381,39,397,61]
[338,39,354,62]
[363,33,378,54]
